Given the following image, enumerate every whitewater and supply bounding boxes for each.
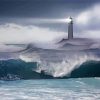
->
[0,24,100,100]
[0,37,100,100]
[0,78,100,100]
[0,38,100,79]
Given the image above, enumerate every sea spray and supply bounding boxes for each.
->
[26,53,100,77]
[0,54,100,79]
[0,43,100,79]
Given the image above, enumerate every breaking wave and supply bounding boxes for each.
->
[0,53,100,80]
[35,54,100,77]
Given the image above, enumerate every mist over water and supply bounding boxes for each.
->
[0,23,66,44]
[0,42,100,79]
[0,20,100,79]
[0,1,100,100]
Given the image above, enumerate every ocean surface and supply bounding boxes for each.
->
[0,38,100,99]
[0,78,100,100]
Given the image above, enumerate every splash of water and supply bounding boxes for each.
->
[19,52,100,77]
[37,55,100,77]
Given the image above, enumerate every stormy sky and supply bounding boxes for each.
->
[0,0,100,43]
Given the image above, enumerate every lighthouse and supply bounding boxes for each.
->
[68,16,73,39]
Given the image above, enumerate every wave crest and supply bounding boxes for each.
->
[35,54,100,77]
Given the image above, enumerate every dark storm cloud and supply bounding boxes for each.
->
[0,0,100,18]
[0,0,100,39]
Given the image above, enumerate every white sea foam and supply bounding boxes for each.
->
[0,39,100,78]
[18,40,100,78]
[37,54,100,77]
[0,79,100,100]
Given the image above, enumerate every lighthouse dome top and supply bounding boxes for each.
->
[68,16,73,23]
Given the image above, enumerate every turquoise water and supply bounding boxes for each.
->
[0,78,100,100]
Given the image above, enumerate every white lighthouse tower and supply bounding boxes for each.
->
[68,16,73,39]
